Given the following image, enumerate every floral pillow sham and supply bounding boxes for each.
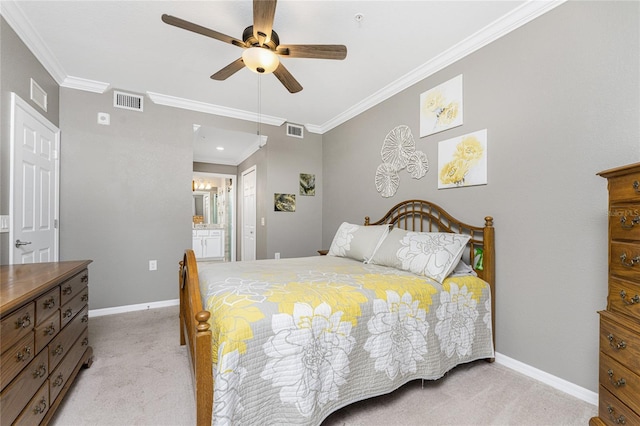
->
[369,228,471,283]
[327,222,390,262]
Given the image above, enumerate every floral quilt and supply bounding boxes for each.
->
[198,255,494,426]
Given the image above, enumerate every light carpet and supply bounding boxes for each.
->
[50,306,597,426]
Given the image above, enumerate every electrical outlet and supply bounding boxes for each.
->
[149,260,157,271]
[275,252,280,260]
[0,215,9,233]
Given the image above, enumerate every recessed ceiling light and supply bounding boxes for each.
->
[216,146,224,151]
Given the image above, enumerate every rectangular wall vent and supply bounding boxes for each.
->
[286,123,304,139]
[113,90,144,112]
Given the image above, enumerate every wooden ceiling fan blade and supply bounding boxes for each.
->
[273,63,303,93]
[276,44,347,60]
[162,14,246,48]
[253,0,277,45]
[211,58,245,80]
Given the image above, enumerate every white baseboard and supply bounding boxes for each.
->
[88,299,179,318]
[495,352,598,406]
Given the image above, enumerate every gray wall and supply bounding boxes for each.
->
[322,1,639,393]
[0,16,60,264]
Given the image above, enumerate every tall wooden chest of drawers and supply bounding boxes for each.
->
[0,261,93,425]
[590,163,640,426]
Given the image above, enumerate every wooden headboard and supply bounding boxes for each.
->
[365,199,495,343]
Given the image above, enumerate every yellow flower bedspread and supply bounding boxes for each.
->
[198,255,494,426]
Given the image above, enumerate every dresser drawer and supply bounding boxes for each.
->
[0,332,35,391]
[599,313,640,372]
[609,277,640,321]
[14,381,49,426]
[49,306,88,370]
[36,286,60,326]
[599,352,640,414]
[61,285,89,328]
[50,328,89,403]
[610,242,640,282]
[608,170,640,203]
[35,309,60,353]
[60,269,89,306]
[0,349,48,425]
[598,385,640,426]
[610,205,640,242]
[1,302,35,354]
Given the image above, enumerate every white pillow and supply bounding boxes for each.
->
[369,228,471,283]
[328,222,390,262]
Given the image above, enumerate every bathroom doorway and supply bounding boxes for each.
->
[192,171,236,262]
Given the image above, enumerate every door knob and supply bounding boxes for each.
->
[15,239,32,248]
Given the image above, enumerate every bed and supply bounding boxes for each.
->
[178,199,495,425]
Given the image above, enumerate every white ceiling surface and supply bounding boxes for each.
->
[3,0,562,163]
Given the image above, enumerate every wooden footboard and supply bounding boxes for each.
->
[179,249,213,426]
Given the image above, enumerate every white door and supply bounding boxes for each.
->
[241,166,257,261]
[10,93,60,264]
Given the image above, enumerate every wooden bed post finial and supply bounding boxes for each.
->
[196,311,211,333]
[485,216,494,227]
[364,216,370,226]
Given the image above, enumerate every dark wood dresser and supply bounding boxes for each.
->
[590,163,640,425]
[0,261,93,425]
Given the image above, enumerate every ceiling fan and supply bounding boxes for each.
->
[161,0,347,93]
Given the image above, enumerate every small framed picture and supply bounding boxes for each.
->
[274,193,296,212]
[299,173,315,196]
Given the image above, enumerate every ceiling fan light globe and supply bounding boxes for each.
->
[242,47,279,74]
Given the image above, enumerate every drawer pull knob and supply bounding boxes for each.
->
[62,286,73,295]
[634,180,640,193]
[82,314,89,323]
[16,346,32,362]
[620,215,640,229]
[608,334,627,350]
[620,290,640,305]
[15,313,32,329]
[82,337,89,346]
[32,363,46,378]
[63,308,73,318]
[44,324,56,336]
[33,397,47,415]
[81,273,89,283]
[607,369,627,388]
[619,252,640,267]
[53,344,64,356]
[52,373,64,387]
[607,405,626,424]
[81,294,89,302]
[43,297,56,309]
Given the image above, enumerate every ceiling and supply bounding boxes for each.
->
[2,0,562,163]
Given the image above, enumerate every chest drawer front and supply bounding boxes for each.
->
[35,309,61,353]
[36,287,60,326]
[49,306,88,370]
[599,315,640,372]
[0,332,35,391]
[60,269,89,306]
[600,352,640,414]
[610,205,640,242]
[1,303,35,354]
[61,285,89,327]
[598,384,640,426]
[609,171,640,202]
[50,328,89,403]
[14,381,49,426]
[610,242,640,282]
[609,278,640,320]
[0,349,48,425]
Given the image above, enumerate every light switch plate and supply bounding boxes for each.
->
[0,215,9,233]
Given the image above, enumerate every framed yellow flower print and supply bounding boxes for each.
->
[438,129,488,189]
[420,74,463,137]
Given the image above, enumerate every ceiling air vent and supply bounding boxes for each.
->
[113,90,144,112]
[286,123,304,139]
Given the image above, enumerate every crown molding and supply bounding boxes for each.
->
[317,0,566,134]
[1,0,67,84]
[147,91,286,127]
[61,76,110,94]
